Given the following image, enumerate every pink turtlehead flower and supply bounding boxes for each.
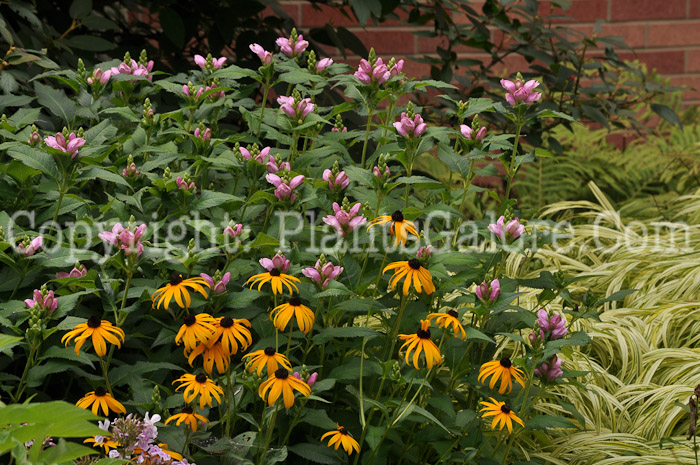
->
[500,78,542,105]
[260,253,291,273]
[176,176,195,191]
[200,272,231,294]
[416,245,433,259]
[302,260,343,289]
[277,96,314,121]
[123,162,140,178]
[45,132,86,159]
[87,68,112,85]
[57,264,87,279]
[354,58,390,85]
[276,34,309,57]
[224,223,243,239]
[488,216,525,241]
[250,44,273,65]
[182,85,204,99]
[394,112,427,138]
[266,173,305,202]
[241,146,271,164]
[24,289,58,313]
[266,158,290,173]
[536,309,567,341]
[373,165,390,179]
[389,59,404,77]
[99,223,146,256]
[475,279,500,302]
[323,202,366,237]
[194,127,211,142]
[331,126,347,133]
[17,236,42,257]
[316,58,333,71]
[194,54,226,69]
[322,169,349,191]
[535,355,563,381]
[111,59,154,80]
[293,371,318,386]
[460,125,487,141]
[205,83,225,99]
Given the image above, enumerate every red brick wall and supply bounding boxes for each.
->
[275,0,700,106]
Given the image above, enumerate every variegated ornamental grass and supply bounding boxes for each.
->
[0,32,691,465]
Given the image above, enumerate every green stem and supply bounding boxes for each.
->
[258,405,280,465]
[360,110,375,169]
[257,84,271,138]
[100,357,114,397]
[504,120,523,201]
[12,343,38,402]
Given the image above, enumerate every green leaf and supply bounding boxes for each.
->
[63,35,115,52]
[598,288,636,304]
[109,361,183,387]
[39,439,98,463]
[313,327,381,344]
[651,103,682,128]
[537,109,576,122]
[526,414,577,431]
[76,167,132,188]
[328,357,382,380]
[34,82,76,124]
[288,444,342,464]
[191,190,242,210]
[0,334,22,351]
[69,0,93,18]
[7,145,59,179]
[249,232,280,249]
[464,326,494,343]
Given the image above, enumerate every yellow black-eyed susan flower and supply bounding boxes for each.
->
[258,368,311,408]
[188,341,230,375]
[242,347,293,377]
[321,424,361,455]
[366,210,419,246]
[479,397,525,433]
[478,357,526,394]
[383,259,435,296]
[158,444,183,461]
[84,436,120,453]
[246,268,300,295]
[164,406,209,432]
[398,320,442,369]
[61,316,125,357]
[175,313,216,352]
[173,373,224,409]
[427,310,466,340]
[270,296,314,334]
[209,316,253,355]
[151,274,210,310]
[76,387,126,416]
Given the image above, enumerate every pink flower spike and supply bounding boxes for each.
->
[317,57,333,71]
[213,272,231,294]
[194,55,207,68]
[200,273,215,288]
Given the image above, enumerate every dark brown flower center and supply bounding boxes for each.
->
[87,315,102,328]
[170,273,183,286]
[182,406,194,414]
[408,259,421,270]
[95,387,107,396]
[500,357,512,368]
[195,373,207,383]
[289,296,302,306]
[500,404,511,414]
[339,427,348,435]
[274,369,289,379]
[220,316,234,328]
[184,315,196,326]
[447,310,458,318]
[391,210,404,222]
[270,269,281,277]
[417,329,431,339]
[264,347,276,356]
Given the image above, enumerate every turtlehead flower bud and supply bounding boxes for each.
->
[460,124,487,141]
[488,216,524,242]
[323,201,366,237]
[394,111,427,138]
[176,176,196,192]
[416,245,433,259]
[535,309,568,341]
[475,279,500,303]
[250,44,273,65]
[200,271,231,294]
[28,128,42,146]
[57,262,87,279]
[500,75,542,105]
[354,49,390,85]
[534,355,563,381]
[224,222,243,239]
[163,167,172,182]
[302,259,343,289]
[276,28,309,57]
[194,127,212,142]
[194,53,227,69]
[17,235,43,257]
[316,57,333,72]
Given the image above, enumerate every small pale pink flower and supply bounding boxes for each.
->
[475,279,500,302]
[373,165,390,179]
[535,355,563,381]
[416,245,433,259]
[99,223,145,256]
[17,236,43,257]
[87,68,112,85]
[393,112,427,138]
[123,162,140,178]
[223,223,243,239]
[200,272,231,294]
[241,146,271,164]
[194,127,211,142]
[322,202,366,237]
[488,216,525,241]
[266,173,304,202]
[57,264,87,279]
[536,309,568,341]
[250,44,273,65]
[389,59,404,77]
[460,125,487,140]
[354,58,390,85]
[24,288,58,313]
[260,253,291,273]
[500,78,542,105]
[276,34,309,57]
[277,96,314,121]
[194,54,226,69]
[176,176,195,191]
[266,158,290,173]
[302,259,343,289]
[316,58,333,71]
[45,132,86,158]
[322,169,349,191]
[331,126,347,133]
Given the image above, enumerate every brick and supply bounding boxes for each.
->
[600,23,646,48]
[539,0,608,23]
[647,21,700,47]
[610,0,686,21]
[300,3,356,28]
[261,3,300,23]
[618,50,685,74]
[668,74,700,100]
[351,30,416,55]
[400,58,432,79]
[687,49,700,72]
[691,0,700,18]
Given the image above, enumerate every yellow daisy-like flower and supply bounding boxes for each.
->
[175,313,216,352]
[479,397,525,433]
[321,424,361,455]
[478,357,526,394]
[258,368,311,408]
[188,341,231,375]
[84,436,120,453]
[246,269,300,295]
[366,210,419,246]
[209,316,253,355]
[173,373,224,409]
[158,444,183,462]
[242,347,293,377]
[426,310,466,340]
[383,259,435,296]
[270,296,315,334]
[164,406,209,432]
[76,387,126,416]
[398,320,443,369]
[61,316,125,358]
[151,274,210,310]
